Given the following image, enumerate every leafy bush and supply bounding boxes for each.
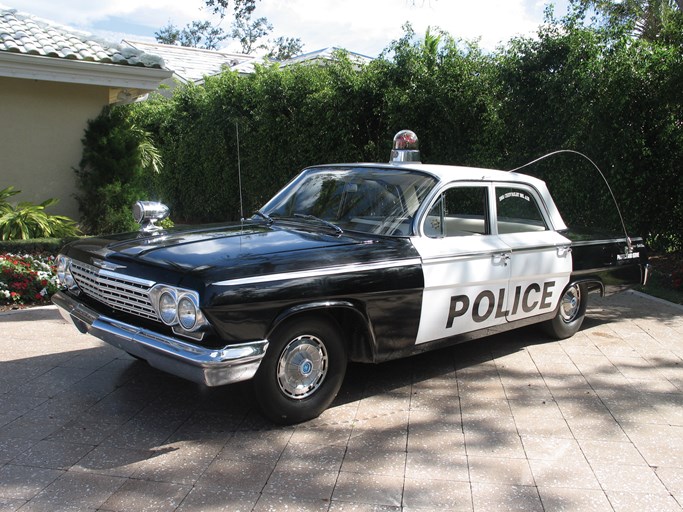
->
[0,253,59,305]
[76,106,164,234]
[0,187,81,241]
[0,237,79,254]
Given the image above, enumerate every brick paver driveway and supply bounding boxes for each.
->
[1,291,682,511]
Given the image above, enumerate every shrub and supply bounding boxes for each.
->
[0,187,81,241]
[76,106,164,234]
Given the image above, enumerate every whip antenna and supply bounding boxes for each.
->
[508,150,632,252]
[236,121,244,221]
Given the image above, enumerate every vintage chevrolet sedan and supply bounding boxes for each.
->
[53,131,649,423]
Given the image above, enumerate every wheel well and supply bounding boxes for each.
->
[268,305,375,363]
[573,278,604,297]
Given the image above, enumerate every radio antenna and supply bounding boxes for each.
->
[508,150,632,252]
[235,121,244,221]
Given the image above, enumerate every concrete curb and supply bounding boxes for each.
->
[626,289,683,312]
[0,304,58,317]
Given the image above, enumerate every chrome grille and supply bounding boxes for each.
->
[70,261,159,321]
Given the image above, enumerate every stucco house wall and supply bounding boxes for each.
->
[1,76,110,219]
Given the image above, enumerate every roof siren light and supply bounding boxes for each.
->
[390,130,421,164]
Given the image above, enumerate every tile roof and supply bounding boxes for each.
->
[0,8,164,68]
[280,47,374,67]
[122,40,256,83]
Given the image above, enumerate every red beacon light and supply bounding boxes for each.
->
[390,130,421,164]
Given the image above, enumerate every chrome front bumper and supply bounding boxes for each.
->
[52,291,268,387]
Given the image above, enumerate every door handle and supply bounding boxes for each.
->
[492,252,511,266]
[557,246,572,258]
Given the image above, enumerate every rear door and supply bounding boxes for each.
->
[493,184,572,322]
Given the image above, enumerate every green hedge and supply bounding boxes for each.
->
[0,237,79,255]
[78,20,683,251]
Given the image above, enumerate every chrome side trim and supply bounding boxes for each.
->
[570,238,634,247]
[419,250,508,264]
[214,258,422,287]
[52,291,268,387]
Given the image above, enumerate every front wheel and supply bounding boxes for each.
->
[543,282,588,339]
[254,315,347,424]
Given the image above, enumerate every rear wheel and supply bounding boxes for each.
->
[543,282,588,339]
[254,315,347,424]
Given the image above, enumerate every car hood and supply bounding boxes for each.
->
[65,222,374,274]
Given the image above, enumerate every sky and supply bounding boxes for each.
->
[2,0,572,57]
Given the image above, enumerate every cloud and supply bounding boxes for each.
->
[4,0,573,56]
[7,0,210,30]
[261,0,559,55]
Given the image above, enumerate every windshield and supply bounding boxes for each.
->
[260,166,438,236]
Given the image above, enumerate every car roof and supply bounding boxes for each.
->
[315,162,547,188]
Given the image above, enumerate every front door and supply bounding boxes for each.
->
[412,183,513,344]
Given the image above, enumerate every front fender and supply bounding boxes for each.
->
[268,300,377,363]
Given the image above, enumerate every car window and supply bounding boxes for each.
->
[262,167,437,236]
[424,186,489,238]
[495,186,548,233]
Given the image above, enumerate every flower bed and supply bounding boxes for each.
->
[0,253,59,306]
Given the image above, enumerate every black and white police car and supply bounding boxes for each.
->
[53,131,649,423]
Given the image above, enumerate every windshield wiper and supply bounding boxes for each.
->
[293,213,344,235]
[253,210,274,225]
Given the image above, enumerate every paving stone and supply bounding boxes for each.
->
[606,491,683,512]
[264,467,338,501]
[470,483,543,512]
[253,493,331,511]
[528,457,601,490]
[0,465,63,500]
[341,446,406,477]
[592,463,669,494]
[538,487,612,511]
[177,486,260,511]
[198,458,273,492]
[578,439,648,466]
[22,471,125,511]
[402,478,472,510]
[467,456,535,486]
[100,479,192,511]
[10,440,93,470]
[332,472,403,507]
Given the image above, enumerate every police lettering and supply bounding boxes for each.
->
[446,281,556,328]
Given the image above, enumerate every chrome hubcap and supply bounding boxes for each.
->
[277,335,328,399]
[560,285,581,323]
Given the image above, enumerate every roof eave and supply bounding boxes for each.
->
[0,51,173,90]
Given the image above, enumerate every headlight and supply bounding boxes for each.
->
[177,295,198,330]
[57,255,68,285]
[56,254,77,292]
[158,290,177,325]
[150,285,207,333]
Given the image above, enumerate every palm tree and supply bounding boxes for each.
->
[575,0,681,40]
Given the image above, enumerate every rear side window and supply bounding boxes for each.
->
[495,187,548,234]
